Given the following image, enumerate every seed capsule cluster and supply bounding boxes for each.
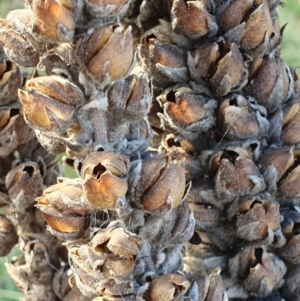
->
[0,0,299,300]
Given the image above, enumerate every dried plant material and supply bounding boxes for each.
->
[31,0,75,42]
[188,268,229,301]
[171,0,218,39]
[0,108,34,158]
[209,147,266,203]
[84,0,131,18]
[0,19,40,67]
[235,197,281,245]
[37,179,90,240]
[0,214,18,256]
[281,102,300,145]
[158,85,217,140]
[80,151,129,209]
[19,75,85,132]
[138,31,188,87]
[189,40,248,96]
[130,154,187,212]
[281,264,300,301]
[0,58,22,106]
[82,25,134,82]
[218,94,269,140]
[244,54,293,112]
[229,248,286,297]
[146,272,190,301]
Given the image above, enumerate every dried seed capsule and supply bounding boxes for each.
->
[107,72,152,124]
[130,154,187,212]
[138,32,188,87]
[36,179,90,240]
[90,227,141,281]
[281,264,300,301]
[229,247,286,297]
[235,197,281,245]
[0,214,18,256]
[147,273,190,301]
[244,54,293,113]
[219,94,269,140]
[81,25,134,85]
[209,147,266,203]
[84,0,131,18]
[0,58,22,106]
[189,40,247,96]
[18,75,85,132]
[80,151,129,209]
[31,0,75,42]
[281,102,300,145]
[188,268,229,301]
[171,0,218,39]
[6,162,43,205]
[0,108,34,158]
[0,19,40,67]
[158,85,217,140]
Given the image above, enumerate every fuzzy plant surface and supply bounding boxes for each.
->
[0,1,299,301]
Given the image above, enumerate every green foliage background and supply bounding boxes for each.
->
[0,0,299,300]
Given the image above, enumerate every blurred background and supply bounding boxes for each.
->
[0,0,300,300]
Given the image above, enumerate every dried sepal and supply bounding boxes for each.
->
[281,102,300,145]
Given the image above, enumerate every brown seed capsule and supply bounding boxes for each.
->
[158,85,217,140]
[81,151,129,209]
[107,72,152,124]
[281,102,300,145]
[84,0,131,18]
[31,0,75,42]
[83,25,134,83]
[0,214,18,256]
[190,41,247,96]
[0,19,40,67]
[171,0,218,39]
[138,33,188,87]
[189,268,228,301]
[90,227,141,281]
[219,94,269,140]
[209,147,266,203]
[36,179,90,240]
[0,108,34,158]
[0,59,22,106]
[244,54,293,113]
[131,154,187,212]
[6,162,43,205]
[229,247,286,297]
[235,197,281,244]
[18,75,85,132]
[147,273,190,301]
